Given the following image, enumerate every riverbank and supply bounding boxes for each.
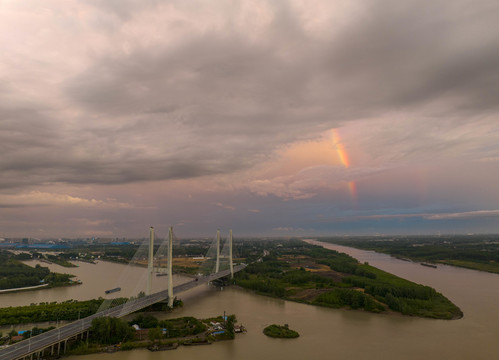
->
[62,314,239,358]
[0,250,78,295]
[435,259,499,274]
[0,296,183,327]
[67,335,222,357]
[0,277,80,295]
[0,299,105,327]
[313,236,499,275]
[0,283,49,294]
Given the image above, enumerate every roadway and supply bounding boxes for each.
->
[0,264,246,360]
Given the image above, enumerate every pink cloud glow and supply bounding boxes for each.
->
[0,0,498,237]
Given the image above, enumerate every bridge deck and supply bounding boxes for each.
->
[0,264,246,360]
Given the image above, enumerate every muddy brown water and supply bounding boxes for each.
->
[1,241,499,360]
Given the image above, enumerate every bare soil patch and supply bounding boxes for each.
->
[288,288,333,302]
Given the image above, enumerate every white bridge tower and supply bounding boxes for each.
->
[167,226,174,307]
[146,226,234,304]
[229,229,234,279]
[146,226,154,296]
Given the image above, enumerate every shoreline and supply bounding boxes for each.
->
[236,284,463,320]
[0,283,49,294]
[236,240,463,320]
[309,240,499,276]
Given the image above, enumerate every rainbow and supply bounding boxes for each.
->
[332,129,357,202]
[332,129,350,168]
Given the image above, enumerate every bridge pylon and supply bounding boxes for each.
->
[229,229,234,279]
[146,226,154,296]
[215,229,220,273]
[167,226,174,307]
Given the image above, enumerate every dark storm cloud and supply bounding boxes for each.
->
[323,0,499,114]
[69,0,499,117]
[1,0,498,190]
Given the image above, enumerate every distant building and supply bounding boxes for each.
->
[95,238,114,244]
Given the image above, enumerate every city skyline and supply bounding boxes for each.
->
[1,0,499,238]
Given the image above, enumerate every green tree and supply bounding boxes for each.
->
[90,317,134,344]
[225,315,236,339]
[130,314,158,329]
[148,327,163,343]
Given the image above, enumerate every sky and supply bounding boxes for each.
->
[1,0,499,239]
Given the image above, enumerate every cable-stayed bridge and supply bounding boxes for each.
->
[0,228,245,360]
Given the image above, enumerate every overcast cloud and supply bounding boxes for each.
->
[1,0,498,237]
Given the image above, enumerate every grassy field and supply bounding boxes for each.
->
[437,259,499,274]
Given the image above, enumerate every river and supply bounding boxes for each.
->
[0,260,187,308]
[2,241,499,360]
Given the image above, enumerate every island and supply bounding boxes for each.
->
[0,250,77,293]
[234,239,463,319]
[263,324,299,338]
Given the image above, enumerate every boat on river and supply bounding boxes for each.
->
[420,262,437,268]
[105,287,121,294]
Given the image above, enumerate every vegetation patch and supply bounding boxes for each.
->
[62,313,241,356]
[289,288,332,302]
[129,314,207,338]
[0,250,74,291]
[234,240,462,319]
[46,254,78,267]
[0,296,183,327]
[0,299,105,325]
[263,324,299,338]
[319,235,499,275]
